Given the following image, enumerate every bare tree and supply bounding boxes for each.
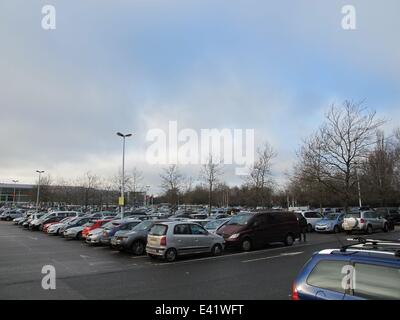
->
[160,165,183,210]
[200,155,224,215]
[297,101,385,211]
[79,171,100,209]
[127,167,144,207]
[245,143,276,208]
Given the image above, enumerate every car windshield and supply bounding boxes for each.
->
[324,214,339,220]
[103,221,118,229]
[345,212,360,218]
[226,214,251,226]
[132,220,153,231]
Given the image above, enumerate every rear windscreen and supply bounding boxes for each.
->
[149,224,168,236]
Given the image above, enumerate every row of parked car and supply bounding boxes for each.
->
[294,207,400,234]
[8,209,306,261]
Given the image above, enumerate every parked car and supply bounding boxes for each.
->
[0,210,23,221]
[217,211,300,251]
[146,221,225,262]
[295,211,323,232]
[375,207,400,227]
[82,219,112,239]
[59,216,92,235]
[44,216,75,234]
[29,211,79,231]
[63,223,91,240]
[292,238,400,300]
[111,219,168,254]
[204,217,231,234]
[100,219,142,246]
[23,212,45,228]
[342,210,389,234]
[315,213,345,233]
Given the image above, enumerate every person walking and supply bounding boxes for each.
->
[298,214,308,242]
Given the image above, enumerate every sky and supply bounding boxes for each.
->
[0,0,399,194]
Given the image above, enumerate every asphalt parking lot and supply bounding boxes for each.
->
[1,222,399,300]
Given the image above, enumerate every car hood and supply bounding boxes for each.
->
[216,224,244,236]
[89,228,104,235]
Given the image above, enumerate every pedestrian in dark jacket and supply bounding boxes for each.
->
[297,214,307,242]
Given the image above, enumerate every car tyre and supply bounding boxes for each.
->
[76,231,83,240]
[241,238,252,251]
[284,233,294,246]
[211,244,223,256]
[307,224,313,233]
[383,223,389,233]
[333,225,340,233]
[366,225,373,235]
[165,248,177,262]
[131,241,145,255]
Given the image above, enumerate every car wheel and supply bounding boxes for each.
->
[366,225,373,235]
[383,223,389,233]
[76,231,82,240]
[307,224,313,233]
[333,225,340,233]
[241,238,252,251]
[165,248,177,262]
[6,217,11,221]
[346,230,352,235]
[211,244,223,256]
[131,241,145,255]
[284,234,294,246]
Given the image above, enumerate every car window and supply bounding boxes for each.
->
[190,224,208,235]
[306,260,349,294]
[149,224,168,236]
[353,263,400,299]
[305,212,317,218]
[174,224,191,235]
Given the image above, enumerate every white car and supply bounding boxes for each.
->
[296,211,323,232]
[85,228,104,244]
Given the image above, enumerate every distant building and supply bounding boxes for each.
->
[0,183,35,204]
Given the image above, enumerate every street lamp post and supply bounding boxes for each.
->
[117,132,132,219]
[144,185,150,207]
[354,162,362,208]
[12,179,18,207]
[36,170,45,211]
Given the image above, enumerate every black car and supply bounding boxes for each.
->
[375,207,400,228]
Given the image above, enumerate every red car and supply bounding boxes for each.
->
[82,219,112,239]
[42,221,59,233]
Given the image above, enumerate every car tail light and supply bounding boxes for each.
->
[160,236,167,246]
[360,218,365,224]
[292,282,299,300]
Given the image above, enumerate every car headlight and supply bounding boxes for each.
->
[228,233,240,240]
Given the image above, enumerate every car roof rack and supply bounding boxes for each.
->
[340,237,400,257]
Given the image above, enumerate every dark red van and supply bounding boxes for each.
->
[217,211,300,251]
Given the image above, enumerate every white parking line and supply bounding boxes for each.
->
[241,251,304,263]
[150,243,313,266]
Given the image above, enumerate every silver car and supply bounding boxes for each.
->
[146,221,225,262]
[342,210,389,234]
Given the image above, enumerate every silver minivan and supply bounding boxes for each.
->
[146,221,225,262]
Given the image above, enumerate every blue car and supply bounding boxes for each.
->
[315,213,345,233]
[292,237,400,300]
